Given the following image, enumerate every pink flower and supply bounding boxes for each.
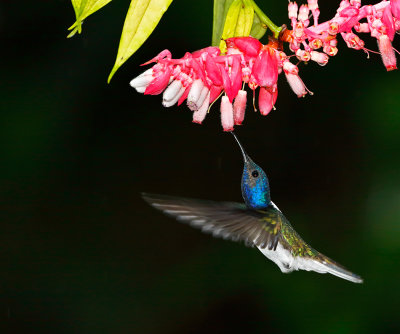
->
[130,0,400,130]
[259,86,278,116]
[233,90,247,125]
[252,46,279,88]
[377,34,397,71]
[220,96,234,132]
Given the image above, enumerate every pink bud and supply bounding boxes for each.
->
[288,2,299,20]
[377,35,397,71]
[233,90,247,125]
[259,87,277,116]
[391,0,400,19]
[296,49,311,61]
[307,0,318,11]
[284,70,307,97]
[220,96,234,132]
[298,5,310,26]
[310,51,329,65]
[350,0,361,9]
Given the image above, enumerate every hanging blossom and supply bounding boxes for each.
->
[130,0,400,131]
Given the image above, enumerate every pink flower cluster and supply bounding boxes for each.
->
[130,0,400,131]
[287,0,400,71]
[130,39,306,131]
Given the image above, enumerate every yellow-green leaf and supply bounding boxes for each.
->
[67,0,113,38]
[219,0,254,53]
[234,0,254,37]
[212,0,236,46]
[108,0,173,83]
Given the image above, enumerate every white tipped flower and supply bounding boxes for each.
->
[129,69,154,93]
[162,80,185,107]
[187,79,205,111]
[192,91,210,124]
[233,90,247,125]
[285,73,307,97]
[220,96,234,132]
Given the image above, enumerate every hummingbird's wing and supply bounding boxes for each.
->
[142,193,281,250]
[142,193,363,283]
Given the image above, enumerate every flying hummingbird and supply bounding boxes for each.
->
[142,133,363,283]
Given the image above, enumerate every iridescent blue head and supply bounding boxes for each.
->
[232,133,271,210]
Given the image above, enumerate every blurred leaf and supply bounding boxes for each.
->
[108,0,173,83]
[218,0,254,53]
[250,10,267,40]
[67,0,113,38]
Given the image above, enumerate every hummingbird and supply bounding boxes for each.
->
[142,133,363,283]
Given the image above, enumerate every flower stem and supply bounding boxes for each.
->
[250,0,282,38]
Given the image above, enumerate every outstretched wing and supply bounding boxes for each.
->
[141,193,281,250]
[142,193,363,283]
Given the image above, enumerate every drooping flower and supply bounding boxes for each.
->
[130,0,399,131]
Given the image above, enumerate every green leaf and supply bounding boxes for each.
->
[211,0,236,46]
[107,0,173,83]
[67,0,113,38]
[249,10,267,40]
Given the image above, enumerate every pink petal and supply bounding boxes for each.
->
[192,47,221,58]
[230,56,242,101]
[259,87,274,116]
[377,35,397,71]
[177,84,192,106]
[220,96,234,132]
[225,37,262,58]
[219,63,233,102]
[391,0,400,19]
[233,90,247,125]
[205,54,223,86]
[144,67,172,95]
[252,48,278,88]
[142,50,172,65]
[382,4,395,41]
[209,85,223,103]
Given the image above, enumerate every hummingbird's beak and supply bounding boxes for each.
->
[231,132,249,163]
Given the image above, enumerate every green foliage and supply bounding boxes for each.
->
[67,0,113,38]
[108,0,173,83]
[212,0,255,53]
[250,10,267,40]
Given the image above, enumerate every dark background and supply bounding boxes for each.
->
[1,0,399,333]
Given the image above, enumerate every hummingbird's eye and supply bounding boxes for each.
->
[252,170,259,178]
